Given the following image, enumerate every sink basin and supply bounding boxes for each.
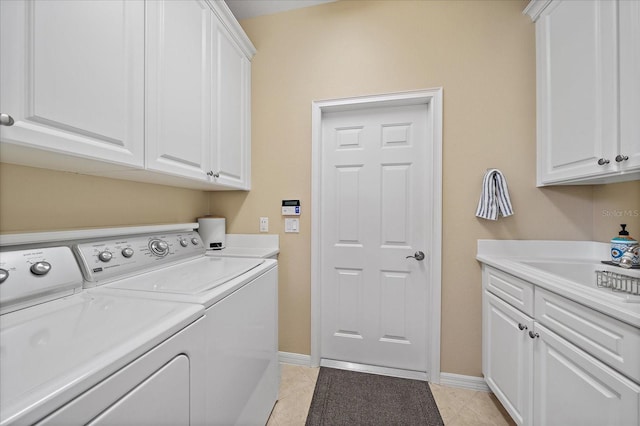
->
[519,260,640,303]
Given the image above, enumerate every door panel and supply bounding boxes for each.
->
[321,104,430,372]
[483,291,533,425]
[0,0,144,168]
[145,0,212,180]
[534,324,640,426]
[211,22,251,188]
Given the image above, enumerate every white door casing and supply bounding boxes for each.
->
[311,90,442,382]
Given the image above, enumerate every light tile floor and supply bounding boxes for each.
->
[267,364,515,426]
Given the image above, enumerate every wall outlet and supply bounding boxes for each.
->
[259,217,269,232]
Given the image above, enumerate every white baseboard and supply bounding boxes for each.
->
[278,351,311,366]
[439,372,490,392]
[278,353,489,393]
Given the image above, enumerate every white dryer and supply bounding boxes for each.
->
[74,230,279,426]
[0,246,206,425]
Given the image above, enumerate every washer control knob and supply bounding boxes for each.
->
[0,268,8,284]
[179,239,189,247]
[149,239,169,256]
[30,261,52,276]
[121,247,134,258]
[98,251,113,262]
[191,237,199,245]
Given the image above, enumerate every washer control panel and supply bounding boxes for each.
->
[0,247,83,314]
[74,231,204,286]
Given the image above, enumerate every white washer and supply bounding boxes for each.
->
[75,231,279,426]
[0,246,206,425]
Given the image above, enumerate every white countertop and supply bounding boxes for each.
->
[477,240,640,328]
[206,234,279,259]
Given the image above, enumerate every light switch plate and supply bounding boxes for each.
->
[260,217,268,232]
[285,218,299,233]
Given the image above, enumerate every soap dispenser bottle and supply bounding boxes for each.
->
[611,224,637,264]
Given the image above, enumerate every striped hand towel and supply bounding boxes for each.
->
[475,169,514,220]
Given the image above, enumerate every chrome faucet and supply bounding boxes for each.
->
[619,244,639,269]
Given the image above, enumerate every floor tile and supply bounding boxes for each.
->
[269,364,514,426]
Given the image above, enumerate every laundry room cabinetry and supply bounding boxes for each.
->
[145,0,253,189]
[145,0,214,182]
[526,0,640,185]
[0,0,145,172]
[210,20,252,189]
[0,0,254,191]
[482,266,640,426]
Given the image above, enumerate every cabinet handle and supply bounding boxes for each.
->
[597,158,610,166]
[528,331,540,339]
[518,323,528,331]
[213,172,220,178]
[0,113,14,126]
[615,154,629,162]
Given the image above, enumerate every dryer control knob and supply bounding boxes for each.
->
[98,251,113,262]
[121,247,134,258]
[179,239,188,247]
[191,238,199,245]
[30,261,51,275]
[149,239,169,256]
[0,268,8,284]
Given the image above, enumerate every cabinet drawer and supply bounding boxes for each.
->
[535,288,640,383]
[483,266,534,316]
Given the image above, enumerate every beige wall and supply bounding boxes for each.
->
[210,0,639,376]
[0,163,209,233]
[1,0,638,378]
[592,181,640,242]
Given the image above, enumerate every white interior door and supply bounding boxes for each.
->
[319,102,433,374]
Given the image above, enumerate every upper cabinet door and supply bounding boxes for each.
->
[211,22,252,190]
[618,0,640,172]
[535,0,618,185]
[0,0,145,169]
[146,0,213,181]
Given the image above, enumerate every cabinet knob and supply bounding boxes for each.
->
[597,158,610,166]
[0,113,14,126]
[528,331,540,339]
[615,154,629,162]
[518,323,528,331]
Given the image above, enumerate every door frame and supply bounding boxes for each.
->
[310,89,443,383]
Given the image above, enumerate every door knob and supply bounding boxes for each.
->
[0,113,14,126]
[406,251,425,261]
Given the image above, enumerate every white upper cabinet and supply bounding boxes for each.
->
[526,0,640,185]
[0,0,255,190]
[145,0,254,189]
[211,21,252,189]
[146,0,213,181]
[618,0,640,173]
[0,0,145,171]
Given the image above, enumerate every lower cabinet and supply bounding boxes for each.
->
[482,266,640,426]
[534,324,640,426]
[483,292,533,425]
